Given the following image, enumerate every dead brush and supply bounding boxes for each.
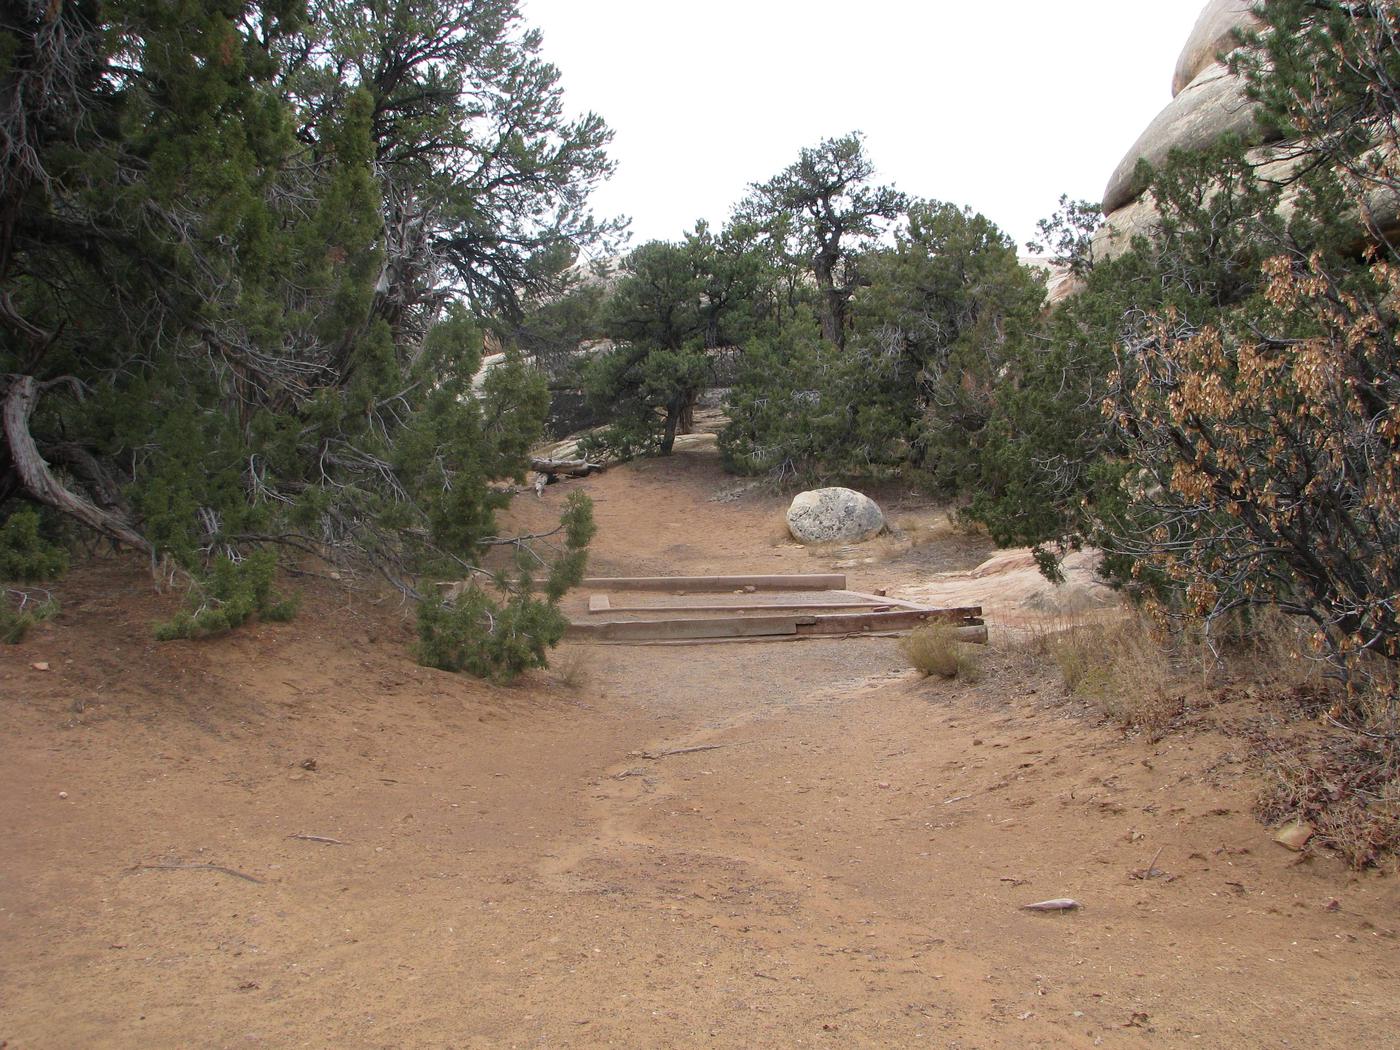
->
[901,623,982,682]
[1043,613,1184,737]
[551,645,594,689]
[1255,731,1400,869]
[889,513,961,548]
[1192,605,1325,693]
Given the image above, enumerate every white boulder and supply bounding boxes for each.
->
[786,487,885,545]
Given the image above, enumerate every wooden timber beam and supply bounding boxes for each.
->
[582,574,848,593]
[567,606,985,644]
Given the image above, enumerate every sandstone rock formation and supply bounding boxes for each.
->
[1093,0,1398,263]
[786,487,885,545]
[1095,1,1267,261]
[1172,0,1261,97]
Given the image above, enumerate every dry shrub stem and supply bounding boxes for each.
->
[1042,606,1396,866]
[902,623,981,682]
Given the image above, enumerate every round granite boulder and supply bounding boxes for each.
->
[786,487,885,545]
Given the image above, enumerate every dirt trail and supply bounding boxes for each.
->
[2,443,1398,1048]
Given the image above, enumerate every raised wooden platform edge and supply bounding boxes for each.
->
[567,607,983,643]
[585,597,892,615]
[581,574,847,593]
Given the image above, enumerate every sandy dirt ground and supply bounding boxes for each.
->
[2,441,1398,1048]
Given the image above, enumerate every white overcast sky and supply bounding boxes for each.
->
[522,0,1207,251]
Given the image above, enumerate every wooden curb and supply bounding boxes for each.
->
[566,607,985,644]
[582,574,848,593]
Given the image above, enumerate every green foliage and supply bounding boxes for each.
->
[721,201,1041,484]
[582,235,760,457]
[1025,194,1102,277]
[1,0,613,677]
[415,492,594,680]
[0,590,59,645]
[155,551,299,640]
[966,2,1400,708]
[510,281,608,381]
[0,508,68,582]
[738,132,906,347]
[964,138,1289,560]
[720,320,904,479]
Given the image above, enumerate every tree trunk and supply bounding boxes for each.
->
[660,400,680,455]
[3,375,154,555]
[812,254,845,348]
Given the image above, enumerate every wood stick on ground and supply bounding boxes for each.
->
[1130,846,1166,880]
[288,834,347,845]
[128,862,265,884]
[641,744,726,760]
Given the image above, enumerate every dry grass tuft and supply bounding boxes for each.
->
[901,623,982,682]
[552,646,594,689]
[1044,616,1185,737]
[1034,604,1399,865]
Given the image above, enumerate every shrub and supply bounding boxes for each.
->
[416,588,569,681]
[1047,617,1181,736]
[901,623,981,681]
[0,590,59,644]
[154,551,298,640]
[0,508,68,582]
[415,491,594,682]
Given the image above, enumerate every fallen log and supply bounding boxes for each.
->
[530,457,605,478]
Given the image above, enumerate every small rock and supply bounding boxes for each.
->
[877,781,891,790]
[58,791,68,800]
[31,661,50,672]
[1274,820,1314,852]
[1323,898,1341,912]
[300,758,318,772]
[1022,898,1081,912]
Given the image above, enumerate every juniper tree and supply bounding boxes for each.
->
[0,0,614,677]
[737,132,905,348]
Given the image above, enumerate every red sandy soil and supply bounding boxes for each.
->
[2,442,1397,1048]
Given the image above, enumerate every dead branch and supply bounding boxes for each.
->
[640,744,726,760]
[530,457,605,479]
[126,862,265,884]
[4,375,154,555]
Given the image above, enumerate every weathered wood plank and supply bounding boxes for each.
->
[568,607,986,644]
[566,614,811,642]
[795,608,984,635]
[582,574,847,593]
[842,590,959,612]
[583,624,989,646]
[585,598,891,616]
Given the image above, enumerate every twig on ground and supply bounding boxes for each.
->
[1129,845,1174,881]
[289,834,347,845]
[641,744,727,760]
[127,862,265,884]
